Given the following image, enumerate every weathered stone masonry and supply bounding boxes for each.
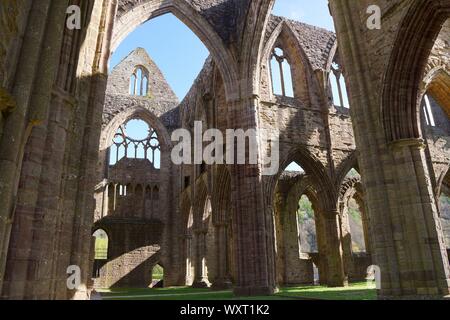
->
[0,0,449,300]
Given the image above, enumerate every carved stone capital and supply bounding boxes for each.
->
[388,138,426,152]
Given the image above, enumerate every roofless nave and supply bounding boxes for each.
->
[0,0,449,300]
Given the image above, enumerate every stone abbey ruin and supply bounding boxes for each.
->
[0,0,449,300]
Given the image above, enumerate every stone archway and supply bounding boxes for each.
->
[111,0,239,101]
[268,147,346,287]
[382,1,450,142]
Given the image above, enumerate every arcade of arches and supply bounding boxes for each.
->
[0,0,449,300]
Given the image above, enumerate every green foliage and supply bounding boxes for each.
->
[152,264,164,280]
[348,198,362,222]
[94,238,108,260]
[297,195,314,223]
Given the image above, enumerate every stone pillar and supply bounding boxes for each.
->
[101,183,108,218]
[228,96,277,296]
[192,230,210,288]
[339,207,353,281]
[212,223,233,290]
[382,139,450,296]
[314,213,328,285]
[323,211,347,287]
[0,0,69,298]
[283,201,313,285]
[329,0,450,299]
[361,212,372,255]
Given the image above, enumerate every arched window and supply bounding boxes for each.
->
[330,62,350,108]
[270,47,294,97]
[109,119,161,169]
[129,67,149,96]
[151,264,164,287]
[422,94,436,127]
[93,229,109,260]
[348,197,366,253]
[284,161,304,173]
[130,74,137,95]
[297,195,318,253]
[92,229,109,279]
[142,76,149,96]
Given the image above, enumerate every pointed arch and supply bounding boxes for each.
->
[269,146,337,214]
[180,190,193,231]
[260,20,318,101]
[424,68,450,118]
[99,106,171,153]
[382,1,450,142]
[193,177,210,228]
[240,0,278,96]
[111,0,239,101]
[334,151,360,188]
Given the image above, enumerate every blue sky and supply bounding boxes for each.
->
[273,0,334,31]
[109,1,334,101]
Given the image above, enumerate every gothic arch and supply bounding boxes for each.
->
[193,177,210,228]
[285,175,323,216]
[99,106,171,153]
[180,190,192,231]
[424,68,450,118]
[260,20,319,101]
[269,147,337,214]
[240,0,275,96]
[111,0,239,101]
[262,21,317,76]
[436,164,450,199]
[334,151,360,189]
[382,1,450,142]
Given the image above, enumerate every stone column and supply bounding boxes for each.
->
[329,0,450,298]
[113,184,118,213]
[0,0,69,298]
[141,186,146,219]
[212,223,233,290]
[185,233,194,285]
[323,211,347,287]
[228,96,277,296]
[383,139,450,296]
[339,207,354,281]
[101,183,109,218]
[192,230,210,288]
[361,212,372,255]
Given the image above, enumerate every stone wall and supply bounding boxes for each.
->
[0,0,449,300]
[93,47,180,289]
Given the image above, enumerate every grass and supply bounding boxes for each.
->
[98,282,377,300]
[277,282,377,300]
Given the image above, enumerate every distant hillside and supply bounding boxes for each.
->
[297,196,365,253]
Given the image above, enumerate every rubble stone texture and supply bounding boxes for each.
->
[0,0,448,300]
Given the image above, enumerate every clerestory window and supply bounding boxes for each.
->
[270,47,294,97]
[129,67,149,96]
